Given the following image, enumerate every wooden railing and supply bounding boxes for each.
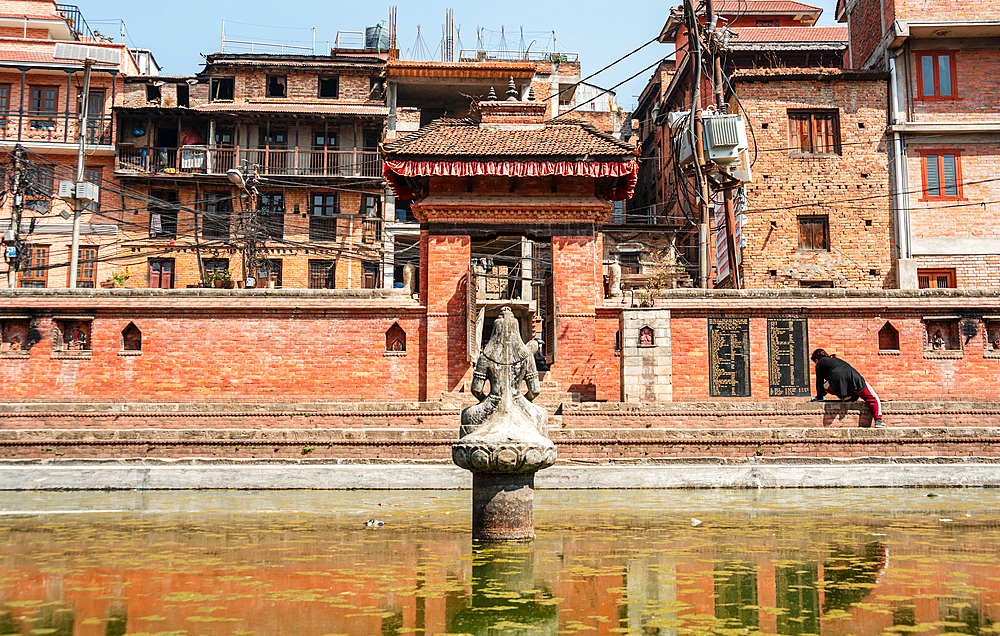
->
[0,114,113,145]
[117,146,382,178]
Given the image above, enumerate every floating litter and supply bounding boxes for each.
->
[939,518,952,523]
[364,519,385,527]
[691,518,702,527]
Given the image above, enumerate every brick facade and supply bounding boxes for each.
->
[734,72,894,288]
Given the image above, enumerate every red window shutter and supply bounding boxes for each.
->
[149,261,160,288]
[162,261,173,289]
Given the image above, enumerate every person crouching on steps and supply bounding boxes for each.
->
[810,348,885,428]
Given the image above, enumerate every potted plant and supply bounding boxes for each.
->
[221,268,235,289]
[109,267,131,288]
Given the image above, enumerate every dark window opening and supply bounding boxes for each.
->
[256,259,282,287]
[146,84,161,101]
[149,190,178,239]
[308,260,336,289]
[203,193,231,240]
[788,109,840,155]
[318,76,338,98]
[310,193,338,241]
[798,215,829,251]
[266,74,287,98]
[210,77,234,101]
[260,192,285,239]
[756,19,779,26]
[177,84,189,107]
[157,126,178,148]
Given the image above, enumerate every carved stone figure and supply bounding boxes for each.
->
[453,307,557,539]
[402,262,416,295]
[455,308,555,475]
[608,255,622,298]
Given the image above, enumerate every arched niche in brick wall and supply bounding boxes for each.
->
[878,322,899,351]
[386,323,406,352]
[121,322,142,352]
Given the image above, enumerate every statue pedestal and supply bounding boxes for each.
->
[472,472,536,540]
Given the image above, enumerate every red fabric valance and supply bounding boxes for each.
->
[384,158,637,201]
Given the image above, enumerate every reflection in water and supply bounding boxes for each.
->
[0,489,997,636]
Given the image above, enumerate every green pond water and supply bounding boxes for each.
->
[0,488,998,636]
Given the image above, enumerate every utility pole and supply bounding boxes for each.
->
[708,0,742,290]
[5,145,25,288]
[68,57,93,289]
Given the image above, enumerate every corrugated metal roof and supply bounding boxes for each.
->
[731,26,848,42]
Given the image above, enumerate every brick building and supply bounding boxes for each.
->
[627,0,895,289]
[0,0,145,289]
[112,49,389,289]
[837,0,1000,289]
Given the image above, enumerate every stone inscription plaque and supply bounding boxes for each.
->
[708,317,750,398]
[767,318,810,397]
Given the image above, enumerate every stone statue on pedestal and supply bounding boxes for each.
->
[453,306,557,540]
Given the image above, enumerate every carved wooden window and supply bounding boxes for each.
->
[18,245,48,288]
[788,109,840,155]
[917,268,956,289]
[798,215,829,251]
[308,260,336,289]
[75,246,97,288]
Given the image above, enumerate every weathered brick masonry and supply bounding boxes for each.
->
[2,289,999,463]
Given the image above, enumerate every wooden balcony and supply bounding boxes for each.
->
[116,146,382,178]
[0,112,113,146]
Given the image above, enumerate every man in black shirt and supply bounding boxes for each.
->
[810,348,885,428]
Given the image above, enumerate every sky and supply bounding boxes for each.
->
[77,0,841,112]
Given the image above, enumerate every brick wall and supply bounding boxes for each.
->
[424,234,472,398]
[657,291,1000,402]
[847,0,886,67]
[909,47,1000,121]
[734,75,893,288]
[905,141,1000,288]
[0,291,423,402]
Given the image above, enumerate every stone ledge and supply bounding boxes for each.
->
[1,458,999,490]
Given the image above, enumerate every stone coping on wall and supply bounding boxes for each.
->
[599,288,1000,312]
[2,457,999,490]
[560,401,1000,415]
[0,402,462,415]
[1,426,998,443]
[0,288,424,313]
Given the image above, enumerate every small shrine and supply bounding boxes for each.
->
[383,79,637,400]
